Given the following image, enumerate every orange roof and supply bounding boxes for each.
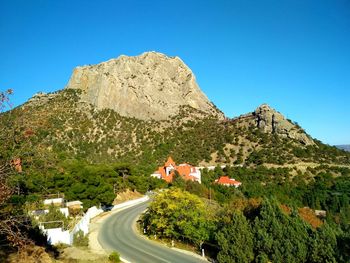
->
[165,156,176,167]
[216,176,241,185]
[153,157,198,183]
[177,164,194,181]
[155,166,173,183]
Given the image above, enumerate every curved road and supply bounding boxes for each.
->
[98,201,206,263]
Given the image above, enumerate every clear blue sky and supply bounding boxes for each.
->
[1,0,349,145]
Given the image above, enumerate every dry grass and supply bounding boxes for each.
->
[298,207,323,229]
[112,189,143,205]
[7,245,54,263]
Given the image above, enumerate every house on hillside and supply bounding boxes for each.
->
[151,157,201,183]
[215,176,242,188]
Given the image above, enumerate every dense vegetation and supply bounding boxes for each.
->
[10,161,166,210]
[142,187,350,262]
[141,163,350,262]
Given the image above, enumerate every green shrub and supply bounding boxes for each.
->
[109,251,121,262]
[73,230,89,247]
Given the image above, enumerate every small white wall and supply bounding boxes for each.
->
[69,206,104,243]
[59,207,69,217]
[44,198,63,205]
[190,169,201,183]
[151,173,162,179]
[43,206,103,246]
[42,228,71,245]
[42,196,149,246]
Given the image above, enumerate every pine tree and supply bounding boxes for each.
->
[216,212,254,263]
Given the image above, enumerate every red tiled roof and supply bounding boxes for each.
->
[215,176,241,185]
[153,157,198,183]
[177,164,195,181]
[165,156,176,167]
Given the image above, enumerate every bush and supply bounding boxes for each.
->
[73,230,89,247]
[40,204,69,230]
[109,251,121,262]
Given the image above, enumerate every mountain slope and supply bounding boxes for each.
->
[1,53,349,175]
[1,90,349,175]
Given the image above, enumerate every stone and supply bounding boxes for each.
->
[236,104,314,145]
[65,51,224,120]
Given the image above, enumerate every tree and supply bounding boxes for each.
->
[171,171,186,189]
[64,163,115,208]
[309,224,337,263]
[40,204,69,230]
[216,212,254,263]
[0,89,32,248]
[142,188,211,249]
[253,199,310,263]
[73,230,89,247]
[0,89,13,112]
[336,225,350,262]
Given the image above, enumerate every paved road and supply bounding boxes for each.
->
[98,201,207,263]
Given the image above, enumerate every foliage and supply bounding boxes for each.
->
[143,188,348,262]
[108,251,121,262]
[0,89,13,112]
[73,230,88,247]
[308,224,337,263]
[216,212,254,263]
[40,205,69,230]
[18,160,166,210]
[252,199,310,263]
[0,89,34,248]
[142,188,213,248]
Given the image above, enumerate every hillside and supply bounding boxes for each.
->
[1,52,349,176]
[1,52,350,172]
[1,88,349,176]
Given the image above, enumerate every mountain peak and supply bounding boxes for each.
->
[117,51,170,61]
[235,104,314,145]
[65,52,223,121]
[256,103,273,110]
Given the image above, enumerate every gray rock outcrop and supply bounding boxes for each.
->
[236,104,314,145]
[65,51,224,120]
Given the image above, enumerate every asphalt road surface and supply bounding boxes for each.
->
[98,201,207,263]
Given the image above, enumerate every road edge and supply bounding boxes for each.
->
[89,196,150,263]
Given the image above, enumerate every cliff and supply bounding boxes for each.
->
[66,51,224,120]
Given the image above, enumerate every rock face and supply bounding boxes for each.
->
[236,104,314,145]
[66,52,224,120]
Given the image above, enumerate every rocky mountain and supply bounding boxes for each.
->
[1,52,349,173]
[66,51,224,120]
[234,104,314,145]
